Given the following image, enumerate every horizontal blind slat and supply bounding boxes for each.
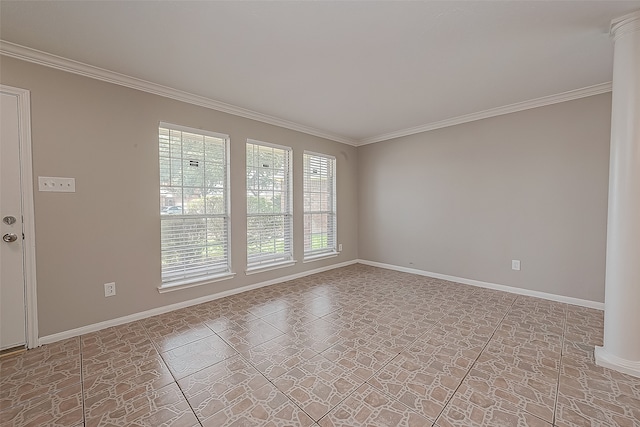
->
[246,141,293,268]
[303,153,336,257]
[160,125,230,284]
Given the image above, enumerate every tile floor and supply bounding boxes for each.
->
[1,264,638,426]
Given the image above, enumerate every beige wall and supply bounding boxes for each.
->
[0,56,359,336]
[358,94,611,303]
[0,54,613,338]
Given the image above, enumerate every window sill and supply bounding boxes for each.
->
[303,252,339,263]
[246,260,297,275]
[157,272,236,294]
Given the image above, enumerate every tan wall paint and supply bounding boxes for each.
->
[358,94,611,303]
[0,57,359,336]
[0,54,613,338]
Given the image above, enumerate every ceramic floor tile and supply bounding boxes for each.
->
[317,382,433,427]
[472,352,559,386]
[200,381,315,427]
[144,316,216,352]
[511,295,567,313]
[562,340,596,361]
[82,336,159,376]
[246,298,292,318]
[368,350,464,421]
[436,385,552,427]
[81,322,159,376]
[560,355,640,401]
[564,324,604,348]
[0,337,79,377]
[457,299,515,318]
[353,319,425,353]
[499,319,565,339]
[203,295,252,312]
[84,382,198,427]
[178,355,269,422]
[492,323,564,349]
[482,343,561,374]
[240,334,319,380]
[201,309,259,333]
[405,334,485,375]
[564,309,603,348]
[285,319,353,353]
[0,383,83,427]
[555,355,640,427]
[459,368,557,423]
[216,318,284,353]
[396,306,450,325]
[435,315,500,339]
[390,310,440,329]
[319,308,370,330]
[83,355,174,403]
[1,355,81,411]
[321,338,398,381]
[565,306,603,327]
[160,334,237,380]
[288,295,345,317]
[273,355,363,421]
[81,322,150,354]
[505,304,567,324]
[4,265,637,427]
[142,310,201,329]
[261,307,321,333]
[555,379,640,427]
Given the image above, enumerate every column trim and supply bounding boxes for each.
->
[598,9,640,376]
[610,10,640,41]
[594,346,640,378]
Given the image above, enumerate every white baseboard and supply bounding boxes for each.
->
[39,258,603,346]
[38,260,358,346]
[595,346,640,378]
[357,259,604,310]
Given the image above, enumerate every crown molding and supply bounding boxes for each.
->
[357,82,613,146]
[1,40,613,148]
[610,9,640,41]
[0,40,358,146]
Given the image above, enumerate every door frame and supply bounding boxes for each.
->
[1,84,38,349]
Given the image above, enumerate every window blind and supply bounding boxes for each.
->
[159,123,230,286]
[303,152,336,258]
[246,140,293,268]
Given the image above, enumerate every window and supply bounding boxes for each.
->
[159,123,231,288]
[303,152,337,259]
[246,140,293,270]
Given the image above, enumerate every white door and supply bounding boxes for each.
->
[0,91,27,350]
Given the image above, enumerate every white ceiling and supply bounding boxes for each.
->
[1,1,639,145]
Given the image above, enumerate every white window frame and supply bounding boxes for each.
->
[158,122,233,292]
[246,139,295,273]
[303,151,337,261]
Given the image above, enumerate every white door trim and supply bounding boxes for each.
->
[1,84,38,349]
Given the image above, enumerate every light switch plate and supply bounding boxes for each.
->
[38,176,76,193]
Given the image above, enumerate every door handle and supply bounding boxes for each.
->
[2,233,18,243]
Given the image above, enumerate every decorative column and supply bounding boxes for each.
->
[595,10,640,378]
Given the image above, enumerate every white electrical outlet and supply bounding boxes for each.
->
[338,243,343,252]
[104,282,116,297]
[512,260,521,271]
[38,176,76,193]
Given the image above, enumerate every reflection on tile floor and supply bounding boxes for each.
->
[1,264,638,426]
